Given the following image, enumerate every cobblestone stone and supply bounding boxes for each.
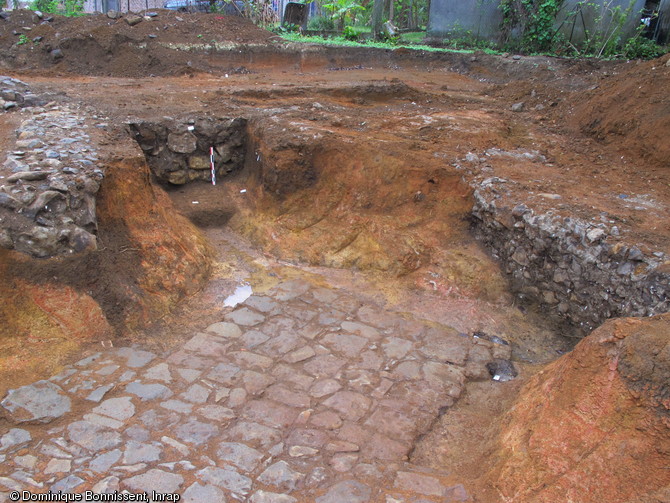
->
[182,482,226,502]
[1,381,71,423]
[0,278,491,500]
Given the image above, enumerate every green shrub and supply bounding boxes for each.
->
[342,25,358,40]
[623,36,666,59]
[307,15,335,30]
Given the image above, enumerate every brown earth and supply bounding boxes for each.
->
[0,157,213,393]
[482,313,670,503]
[0,9,278,77]
[0,11,668,501]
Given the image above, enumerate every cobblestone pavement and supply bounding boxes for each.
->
[0,277,511,502]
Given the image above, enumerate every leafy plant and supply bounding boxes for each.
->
[558,0,637,57]
[500,0,564,52]
[17,34,29,45]
[342,25,359,40]
[623,35,666,59]
[31,0,58,13]
[307,15,336,31]
[30,0,85,16]
[273,23,301,33]
[322,0,365,30]
[63,0,84,15]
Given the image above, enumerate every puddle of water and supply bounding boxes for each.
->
[224,283,253,307]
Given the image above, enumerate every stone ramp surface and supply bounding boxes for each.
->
[0,279,507,502]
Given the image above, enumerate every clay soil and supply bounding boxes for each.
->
[0,10,669,502]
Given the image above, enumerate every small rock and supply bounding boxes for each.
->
[512,54,522,60]
[107,10,120,19]
[50,49,63,60]
[197,466,252,495]
[92,476,120,493]
[123,441,162,464]
[511,102,525,112]
[126,381,172,402]
[257,461,304,492]
[145,11,158,17]
[250,491,297,503]
[0,193,20,209]
[67,421,122,452]
[586,228,606,243]
[116,347,156,368]
[288,445,318,457]
[486,359,517,382]
[14,454,37,469]
[394,471,445,497]
[125,14,143,26]
[217,442,264,473]
[90,449,122,473]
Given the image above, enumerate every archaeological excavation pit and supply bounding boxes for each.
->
[0,12,668,503]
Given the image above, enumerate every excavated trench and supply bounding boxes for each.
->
[130,115,669,340]
[0,49,668,500]
[122,114,670,499]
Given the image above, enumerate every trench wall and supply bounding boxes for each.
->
[470,182,669,332]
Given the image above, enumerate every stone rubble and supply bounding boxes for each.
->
[0,77,108,257]
[0,278,508,501]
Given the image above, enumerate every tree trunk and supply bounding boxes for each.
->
[371,0,386,38]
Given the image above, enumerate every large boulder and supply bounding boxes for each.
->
[487,313,670,502]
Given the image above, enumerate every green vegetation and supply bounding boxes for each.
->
[499,0,667,58]
[500,0,564,52]
[623,34,667,59]
[280,31,501,53]
[307,15,336,30]
[323,0,365,29]
[17,34,30,45]
[30,0,85,16]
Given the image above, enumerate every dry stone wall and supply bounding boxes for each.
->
[129,118,247,185]
[470,178,669,332]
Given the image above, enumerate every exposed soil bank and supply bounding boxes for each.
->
[0,158,213,394]
[485,313,670,503]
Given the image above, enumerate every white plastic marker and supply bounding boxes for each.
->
[210,146,216,186]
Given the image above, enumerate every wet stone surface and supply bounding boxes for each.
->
[0,279,503,501]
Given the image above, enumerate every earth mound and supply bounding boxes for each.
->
[0,9,278,77]
[487,313,670,503]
